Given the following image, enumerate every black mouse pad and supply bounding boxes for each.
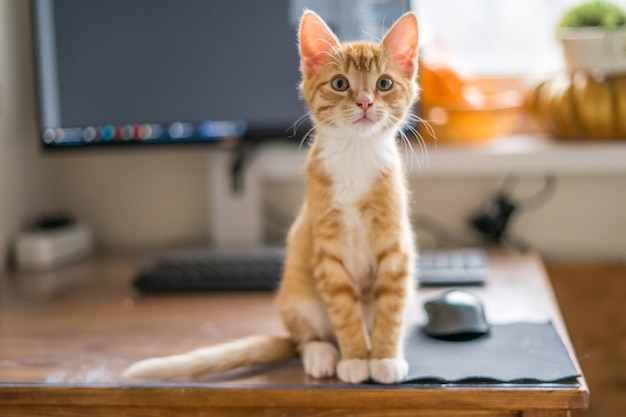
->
[401,322,580,384]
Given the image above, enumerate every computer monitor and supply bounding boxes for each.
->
[32,0,305,148]
[32,0,411,246]
[32,0,409,149]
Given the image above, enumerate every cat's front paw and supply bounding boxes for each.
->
[336,358,369,383]
[302,341,339,378]
[369,357,408,384]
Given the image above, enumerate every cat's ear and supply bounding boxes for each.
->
[298,11,339,78]
[382,13,419,76]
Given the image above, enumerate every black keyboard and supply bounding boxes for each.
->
[134,246,286,291]
[133,246,488,292]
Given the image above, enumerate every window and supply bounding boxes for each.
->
[415,0,626,76]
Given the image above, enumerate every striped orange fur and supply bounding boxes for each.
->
[124,10,419,384]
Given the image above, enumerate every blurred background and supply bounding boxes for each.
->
[1,0,625,261]
[0,2,624,414]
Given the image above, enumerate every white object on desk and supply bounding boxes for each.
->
[15,222,94,272]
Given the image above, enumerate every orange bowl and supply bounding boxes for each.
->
[418,90,522,145]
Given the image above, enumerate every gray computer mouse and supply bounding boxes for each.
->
[423,289,490,341]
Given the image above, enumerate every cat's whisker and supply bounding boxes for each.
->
[298,126,317,161]
[315,38,346,67]
[403,123,428,168]
[410,113,437,143]
[398,129,416,173]
[387,113,424,171]
[312,108,357,131]
[290,114,317,162]
[318,53,345,72]
[317,38,338,53]
[331,43,347,66]
[395,114,427,163]
[323,60,343,71]
[402,112,436,156]
[411,114,438,153]
[402,128,421,172]
[289,114,312,138]
[361,29,382,43]
[396,128,408,169]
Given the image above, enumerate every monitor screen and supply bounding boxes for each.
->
[32,0,409,148]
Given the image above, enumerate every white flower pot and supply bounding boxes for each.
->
[559,27,626,76]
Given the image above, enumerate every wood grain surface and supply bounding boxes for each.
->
[0,250,589,416]
[548,261,626,417]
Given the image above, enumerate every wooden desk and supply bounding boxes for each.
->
[0,250,589,416]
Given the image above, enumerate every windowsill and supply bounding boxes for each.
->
[256,134,626,179]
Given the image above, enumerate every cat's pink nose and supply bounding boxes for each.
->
[356,94,373,110]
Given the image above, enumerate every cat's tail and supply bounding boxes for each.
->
[123,335,297,380]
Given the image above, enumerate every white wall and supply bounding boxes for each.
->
[13,142,626,261]
[263,173,626,261]
[410,175,626,261]
[45,148,210,250]
[0,0,53,270]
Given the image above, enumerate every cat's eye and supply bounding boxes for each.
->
[330,76,349,91]
[376,76,393,91]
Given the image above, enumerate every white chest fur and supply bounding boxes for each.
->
[317,132,397,205]
[316,132,399,283]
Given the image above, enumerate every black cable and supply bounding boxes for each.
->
[469,172,557,244]
[500,172,557,212]
[229,136,261,194]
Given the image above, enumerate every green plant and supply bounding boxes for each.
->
[559,0,626,29]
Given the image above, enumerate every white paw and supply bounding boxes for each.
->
[302,341,339,378]
[336,358,369,384]
[369,358,408,384]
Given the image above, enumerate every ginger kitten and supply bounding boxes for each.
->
[125,10,419,384]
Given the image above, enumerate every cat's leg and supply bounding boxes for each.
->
[277,211,339,379]
[313,250,371,383]
[301,340,339,378]
[277,268,339,378]
[279,291,339,378]
[279,283,340,378]
[368,243,414,384]
[280,206,369,383]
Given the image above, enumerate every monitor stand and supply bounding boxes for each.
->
[207,148,264,246]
